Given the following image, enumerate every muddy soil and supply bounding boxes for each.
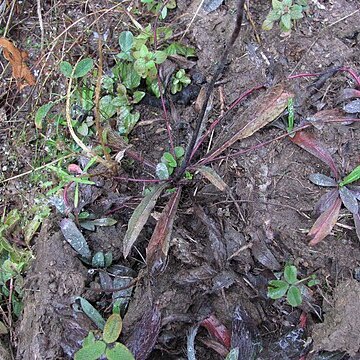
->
[1,0,360,359]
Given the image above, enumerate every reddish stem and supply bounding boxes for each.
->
[339,67,360,88]
[113,176,164,183]
[190,85,264,160]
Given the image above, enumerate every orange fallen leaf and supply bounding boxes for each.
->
[0,37,36,89]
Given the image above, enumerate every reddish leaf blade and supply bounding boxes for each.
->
[341,88,360,100]
[290,131,339,180]
[125,305,161,360]
[353,211,360,242]
[210,84,293,160]
[201,314,231,349]
[308,196,342,245]
[123,183,167,258]
[314,188,339,215]
[146,187,182,275]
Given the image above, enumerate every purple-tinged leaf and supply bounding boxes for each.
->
[344,99,360,114]
[348,185,360,200]
[308,196,342,246]
[210,84,293,160]
[187,325,199,360]
[339,186,359,214]
[60,219,91,259]
[125,305,161,360]
[123,183,167,258]
[353,211,360,242]
[314,188,340,215]
[201,314,231,349]
[230,307,260,360]
[146,187,182,275]
[309,173,337,187]
[290,131,339,180]
[341,88,360,101]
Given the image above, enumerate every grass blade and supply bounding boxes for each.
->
[209,84,292,160]
[290,131,339,179]
[123,183,167,258]
[146,187,182,274]
[308,195,342,245]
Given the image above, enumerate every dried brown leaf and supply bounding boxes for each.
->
[309,196,342,245]
[210,84,292,159]
[197,166,228,192]
[123,183,167,258]
[0,37,36,89]
[146,187,182,274]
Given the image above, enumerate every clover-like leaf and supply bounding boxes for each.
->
[287,285,302,307]
[268,280,289,299]
[284,265,298,284]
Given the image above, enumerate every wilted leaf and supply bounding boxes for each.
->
[314,188,339,215]
[353,211,360,242]
[187,325,199,360]
[252,238,281,271]
[123,183,167,258]
[74,340,106,360]
[309,173,337,187]
[146,187,181,275]
[343,99,360,114]
[103,314,122,344]
[78,297,106,330]
[197,166,228,192]
[308,196,342,245]
[106,343,135,360]
[60,219,91,259]
[340,88,360,101]
[230,307,261,360]
[290,131,339,179]
[210,84,292,159]
[0,37,36,89]
[194,204,226,269]
[125,305,161,360]
[201,314,231,349]
[174,264,217,284]
[339,186,359,214]
[35,102,54,130]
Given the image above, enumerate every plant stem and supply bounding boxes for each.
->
[173,0,246,181]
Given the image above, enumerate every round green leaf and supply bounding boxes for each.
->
[119,31,134,53]
[77,122,89,137]
[154,51,167,64]
[156,163,169,180]
[287,285,302,307]
[284,265,298,284]
[74,340,106,360]
[74,58,94,78]
[59,61,73,78]
[290,4,304,19]
[106,343,135,360]
[174,146,185,159]
[92,251,105,268]
[281,13,292,30]
[162,152,177,167]
[262,18,274,31]
[103,314,123,344]
[134,58,147,77]
[268,280,289,299]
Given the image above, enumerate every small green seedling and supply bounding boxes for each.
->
[171,69,191,94]
[286,97,294,133]
[75,313,135,360]
[262,0,308,32]
[268,264,319,307]
[156,146,185,180]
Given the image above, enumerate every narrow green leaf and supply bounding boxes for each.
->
[74,58,94,78]
[106,343,135,360]
[287,285,302,307]
[103,314,123,344]
[123,183,167,258]
[339,165,360,187]
[268,280,289,299]
[74,341,106,360]
[59,61,73,78]
[284,265,298,284]
[35,102,54,130]
[78,297,106,330]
